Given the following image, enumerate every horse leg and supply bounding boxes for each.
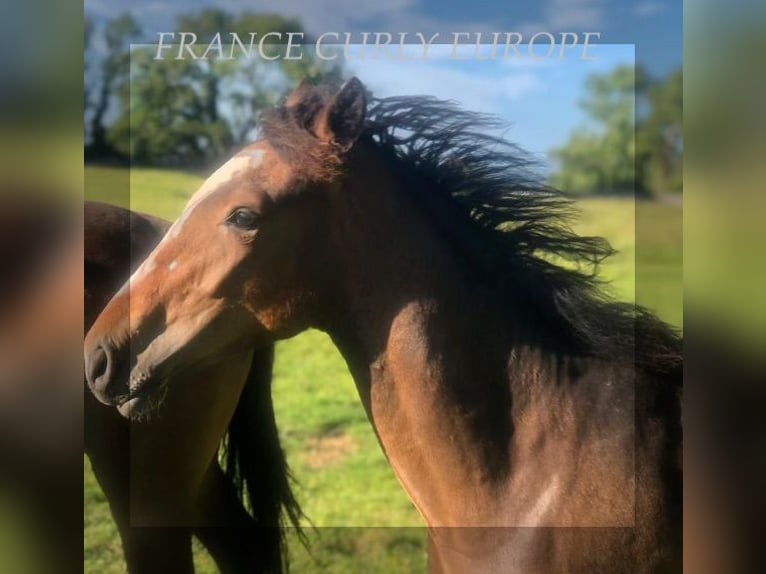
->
[89,451,195,573]
[89,455,195,574]
[193,461,279,574]
[86,393,194,574]
[89,450,195,573]
[118,526,194,574]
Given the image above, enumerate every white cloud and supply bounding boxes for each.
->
[501,73,545,100]
[87,0,511,41]
[544,0,606,30]
[142,2,176,15]
[345,56,545,118]
[633,2,667,17]
[227,0,417,33]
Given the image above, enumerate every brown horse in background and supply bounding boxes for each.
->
[85,78,682,573]
[84,201,304,573]
[1,195,302,573]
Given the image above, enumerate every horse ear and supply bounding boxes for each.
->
[316,77,367,151]
[285,78,314,109]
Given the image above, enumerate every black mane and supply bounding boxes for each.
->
[264,87,682,375]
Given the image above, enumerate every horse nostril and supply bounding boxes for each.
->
[86,341,131,405]
[86,343,111,394]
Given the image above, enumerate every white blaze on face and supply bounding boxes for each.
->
[187,149,265,209]
[168,149,266,239]
[121,149,266,292]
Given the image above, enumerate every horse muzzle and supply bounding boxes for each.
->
[84,339,131,406]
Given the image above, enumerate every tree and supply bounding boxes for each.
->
[86,14,140,158]
[219,11,342,147]
[107,9,343,165]
[551,65,644,195]
[550,65,683,196]
[636,69,682,194]
[106,10,240,162]
[108,50,228,164]
[84,15,94,112]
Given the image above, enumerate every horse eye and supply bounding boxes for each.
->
[227,208,259,230]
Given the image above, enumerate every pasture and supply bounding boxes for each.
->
[84,165,681,573]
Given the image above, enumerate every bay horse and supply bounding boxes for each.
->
[2,196,281,574]
[84,78,683,573]
[83,201,301,573]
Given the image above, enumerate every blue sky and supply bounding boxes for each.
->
[89,1,675,167]
[343,43,634,168]
[125,41,634,169]
[86,0,680,75]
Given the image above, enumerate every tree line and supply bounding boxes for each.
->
[84,10,341,167]
[550,65,682,196]
[85,11,681,196]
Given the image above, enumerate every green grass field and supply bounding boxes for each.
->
[84,165,681,573]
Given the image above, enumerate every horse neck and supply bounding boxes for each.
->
[320,147,640,531]
[322,147,522,526]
